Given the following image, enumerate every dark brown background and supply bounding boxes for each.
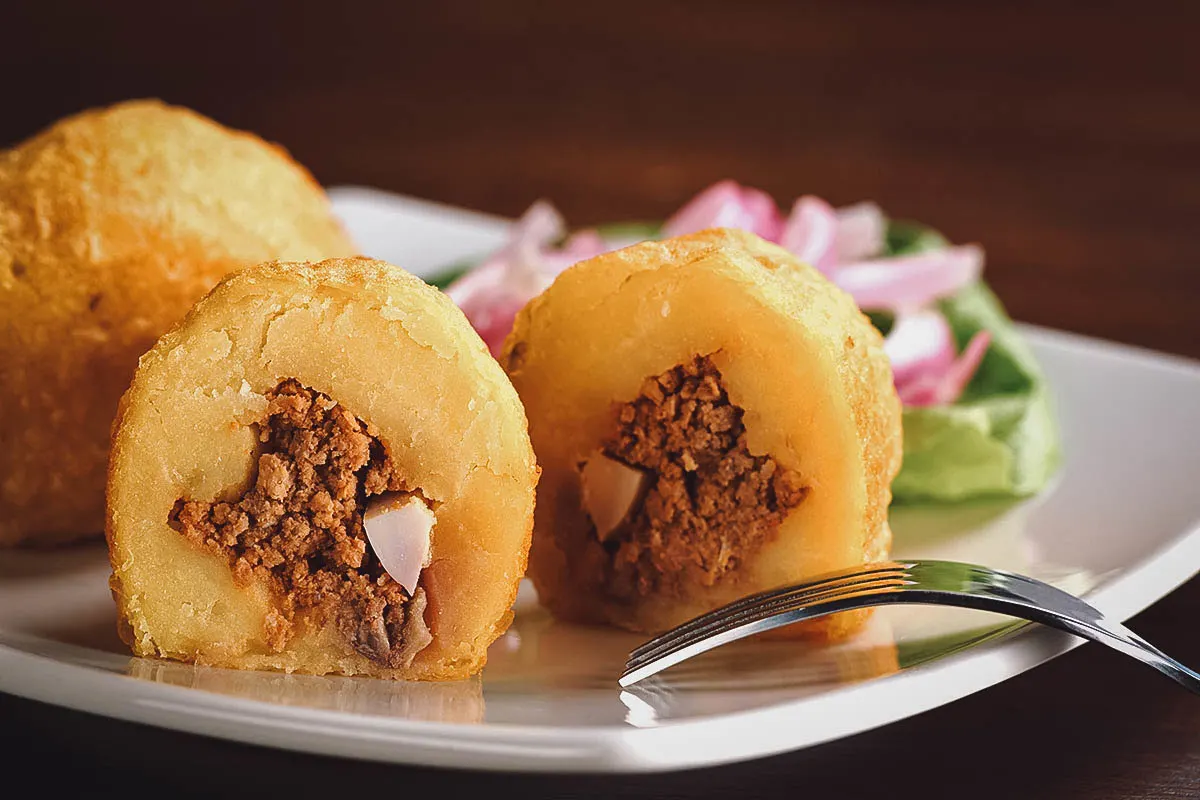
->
[1,1,1197,796]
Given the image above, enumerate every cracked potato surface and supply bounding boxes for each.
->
[502,228,902,638]
[107,257,538,679]
[0,100,355,547]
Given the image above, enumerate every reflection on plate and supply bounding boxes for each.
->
[127,659,484,723]
[0,190,1196,773]
[0,496,1092,730]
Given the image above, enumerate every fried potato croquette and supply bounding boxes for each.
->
[0,100,356,547]
[502,228,902,639]
[107,257,538,679]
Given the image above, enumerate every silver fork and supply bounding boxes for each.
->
[619,559,1200,692]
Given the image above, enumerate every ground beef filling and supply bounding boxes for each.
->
[170,379,432,668]
[600,355,808,599]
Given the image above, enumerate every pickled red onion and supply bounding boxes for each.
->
[445,200,565,307]
[833,245,984,311]
[663,179,783,241]
[897,330,992,406]
[456,291,530,355]
[446,201,609,354]
[835,201,886,261]
[444,182,993,405]
[541,229,608,275]
[779,195,838,274]
[444,258,505,307]
[883,310,957,386]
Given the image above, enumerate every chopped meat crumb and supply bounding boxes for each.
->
[601,355,808,599]
[170,379,431,668]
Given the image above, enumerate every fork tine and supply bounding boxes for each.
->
[628,562,910,662]
[625,568,912,671]
[625,570,910,671]
[626,576,907,672]
[619,576,908,686]
[622,558,1200,694]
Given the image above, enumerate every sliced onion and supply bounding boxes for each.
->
[445,201,562,305]
[457,291,529,355]
[364,496,435,595]
[883,309,956,385]
[538,229,608,276]
[447,187,993,385]
[580,452,647,541]
[736,185,785,241]
[446,204,610,356]
[662,180,783,240]
[834,244,984,311]
[444,257,506,306]
[835,201,886,262]
[509,199,567,256]
[897,330,992,406]
[779,195,838,274]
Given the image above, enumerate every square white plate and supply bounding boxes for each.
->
[1,187,1198,772]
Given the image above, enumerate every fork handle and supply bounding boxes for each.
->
[892,585,1200,695]
[620,560,1200,694]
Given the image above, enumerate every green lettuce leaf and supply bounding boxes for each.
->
[426,261,474,290]
[886,219,949,256]
[887,226,1060,503]
[426,215,1060,503]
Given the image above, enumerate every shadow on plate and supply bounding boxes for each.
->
[0,540,110,582]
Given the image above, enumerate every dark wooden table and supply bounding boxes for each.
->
[3,2,1198,795]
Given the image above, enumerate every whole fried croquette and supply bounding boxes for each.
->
[0,100,356,547]
[502,228,902,639]
[107,257,537,679]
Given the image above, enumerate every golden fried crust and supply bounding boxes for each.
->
[503,228,902,638]
[0,100,356,547]
[725,229,902,601]
[107,257,538,680]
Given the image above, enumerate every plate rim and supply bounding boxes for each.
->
[1,325,1198,773]
[5,187,1200,771]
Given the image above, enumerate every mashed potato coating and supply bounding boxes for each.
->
[0,100,355,547]
[502,228,902,638]
[107,257,538,679]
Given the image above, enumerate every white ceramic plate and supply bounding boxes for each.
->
[2,187,1198,773]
